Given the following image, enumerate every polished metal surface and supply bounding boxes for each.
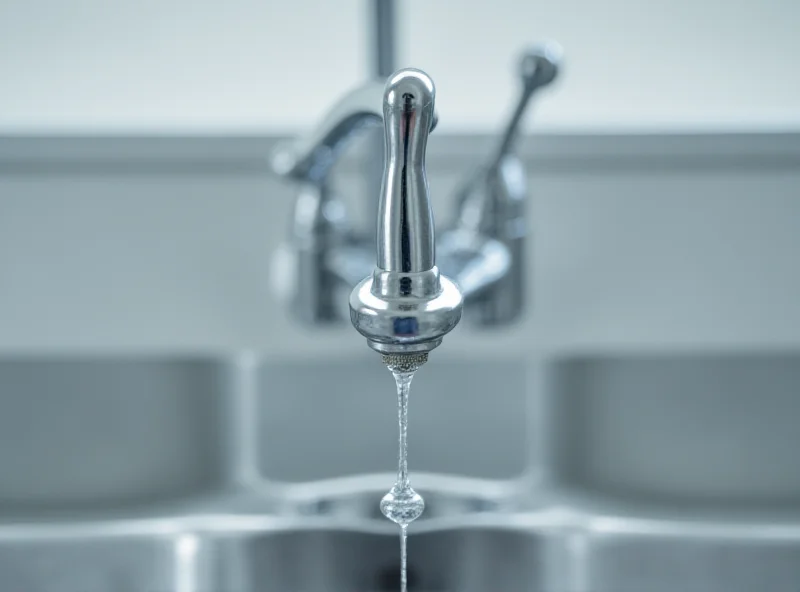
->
[453,42,562,325]
[4,494,800,591]
[349,268,463,354]
[371,0,396,78]
[7,354,800,508]
[270,45,561,328]
[0,357,229,513]
[4,353,800,588]
[377,69,436,274]
[270,70,440,325]
[350,69,463,355]
[489,42,562,166]
[270,79,388,185]
[0,356,529,515]
[542,354,800,505]
[270,80,438,186]
[367,0,397,244]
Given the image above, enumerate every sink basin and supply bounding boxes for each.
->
[205,523,800,592]
[256,357,529,481]
[204,526,536,592]
[2,351,800,590]
[542,353,800,507]
[0,357,230,513]
[0,355,529,517]
[0,531,179,592]
[3,517,800,591]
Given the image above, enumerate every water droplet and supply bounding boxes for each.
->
[380,484,425,526]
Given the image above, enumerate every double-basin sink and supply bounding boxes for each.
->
[2,352,800,590]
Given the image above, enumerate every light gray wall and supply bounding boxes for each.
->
[1,0,798,133]
[1,134,798,357]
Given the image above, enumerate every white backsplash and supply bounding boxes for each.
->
[0,135,799,357]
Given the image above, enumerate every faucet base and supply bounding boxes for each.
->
[368,339,442,355]
[350,268,463,355]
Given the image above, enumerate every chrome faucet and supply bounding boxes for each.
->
[349,68,462,360]
[270,44,561,351]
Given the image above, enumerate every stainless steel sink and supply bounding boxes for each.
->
[4,516,800,591]
[0,354,529,516]
[0,531,179,592]
[0,357,232,514]
[256,357,529,481]
[541,353,800,507]
[203,522,800,592]
[2,352,800,590]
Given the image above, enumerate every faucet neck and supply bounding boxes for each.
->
[377,69,436,273]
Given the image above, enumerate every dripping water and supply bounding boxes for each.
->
[380,353,427,592]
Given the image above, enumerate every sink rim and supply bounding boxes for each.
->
[3,476,800,546]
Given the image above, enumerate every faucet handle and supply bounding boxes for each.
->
[519,43,561,91]
[443,43,562,327]
[453,42,562,236]
[490,42,562,166]
[271,79,438,186]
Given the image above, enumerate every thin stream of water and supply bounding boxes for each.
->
[400,524,408,591]
[381,369,425,592]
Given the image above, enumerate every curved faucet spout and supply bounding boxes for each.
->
[271,80,438,185]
